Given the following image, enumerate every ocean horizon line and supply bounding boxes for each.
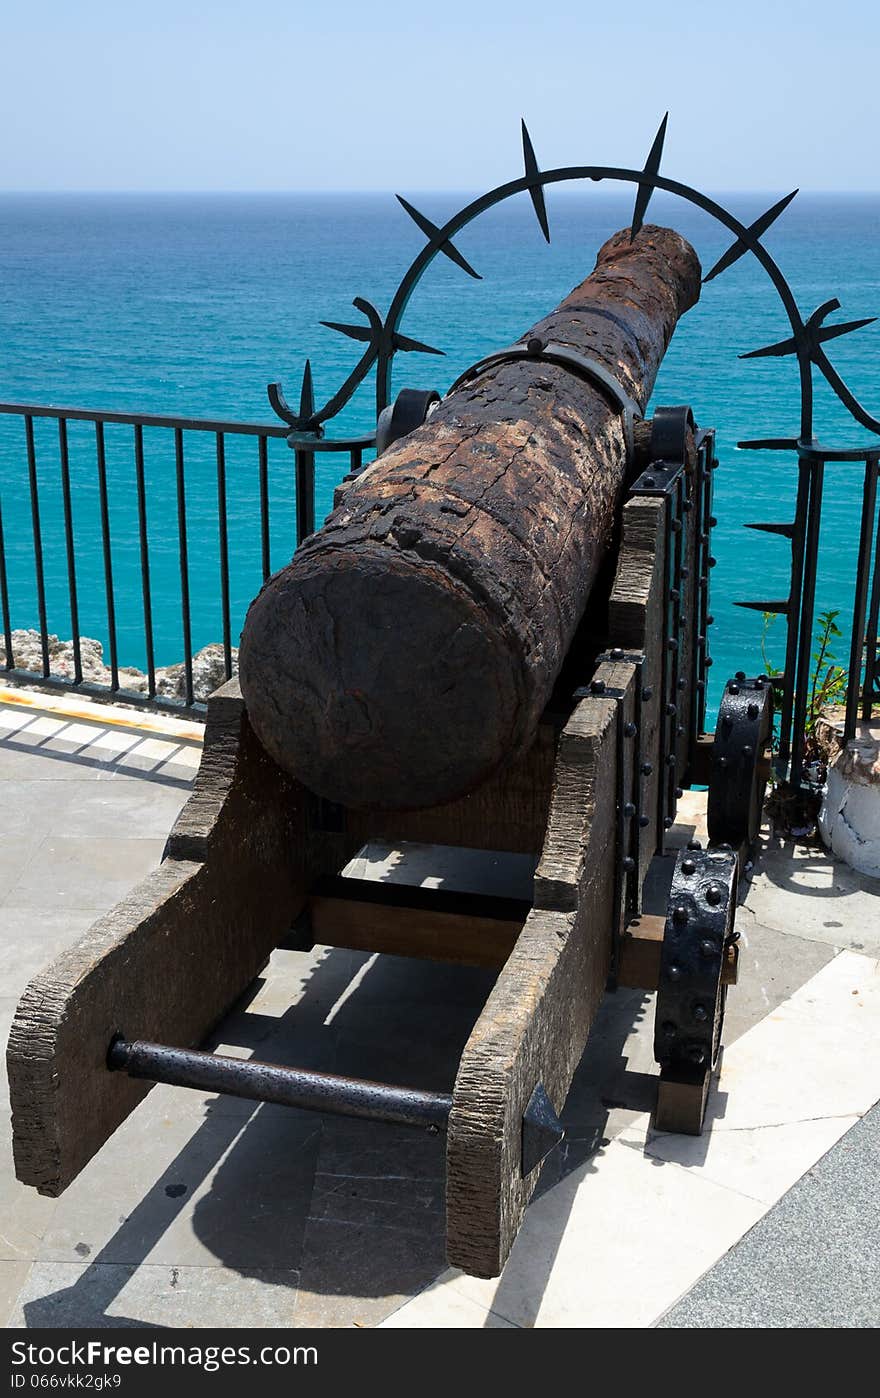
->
[1,186,879,199]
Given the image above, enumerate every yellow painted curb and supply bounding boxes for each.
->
[0,684,204,743]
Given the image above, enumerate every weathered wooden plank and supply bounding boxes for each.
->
[608,494,666,884]
[617,915,738,989]
[446,687,621,1277]
[306,876,526,968]
[7,679,359,1197]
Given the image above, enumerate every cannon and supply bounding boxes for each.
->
[6,225,772,1280]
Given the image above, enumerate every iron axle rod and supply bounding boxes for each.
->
[107,1038,453,1131]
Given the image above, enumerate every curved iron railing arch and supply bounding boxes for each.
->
[267,116,880,449]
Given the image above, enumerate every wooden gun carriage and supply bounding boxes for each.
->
[8,233,772,1280]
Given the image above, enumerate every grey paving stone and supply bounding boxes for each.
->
[0,744,111,781]
[9,1261,300,1328]
[295,1217,447,1328]
[38,1091,321,1274]
[659,1101,880,1328]
[1,836,168,911]
[745,837,880,955]
[0,839,44,903]
[0,1260,33,1327]
[724,913,836,1044]
[0,906,103,992]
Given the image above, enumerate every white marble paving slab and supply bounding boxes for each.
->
[381,949,880,1328]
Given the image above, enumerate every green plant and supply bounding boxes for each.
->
[761,607,849,764]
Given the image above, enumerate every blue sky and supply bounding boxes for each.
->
[0,0,876,191]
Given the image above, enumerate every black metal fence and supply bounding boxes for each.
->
[0,399,371,715]
[739,442,880,785]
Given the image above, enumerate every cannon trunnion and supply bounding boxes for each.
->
[7,405,770,1280]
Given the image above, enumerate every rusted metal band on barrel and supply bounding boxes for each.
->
[447,337,642,457]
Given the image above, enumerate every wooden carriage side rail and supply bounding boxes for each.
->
[444,488,669,1277]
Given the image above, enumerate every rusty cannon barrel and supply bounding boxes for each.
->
[240,225,701,811]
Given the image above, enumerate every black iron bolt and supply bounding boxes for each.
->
[666,753,676,767]
[693,1004,709,1023]
[729,682,740,695]
[736,670,746,681]
[709,515,717,527]
[700,939,715,957]
[623,856,635,872]
[639,814,650,828]
[663,816,674,829]
[706,884,722,905]
[681,567,690,580]
[682,858,696,875]
[743,744,754,757]
[678,677,687,691]
[527,336,545,354]
[610,647,625,660]
[624,802,636,817]
[669,588,680,602]
[708,556,717,567]
[591,679,606,695]
[697,679,705,691]
[641,762,653,775]
[705,657,714,667]
[624,721,638,738]
[668,638,678,651]
[669,964,682,980]
[671,518,682,534]
[667,703,677,717]
[675,786,683,798]
[707,614,715,626]
[642,686,653,701]
[718,756,728,769]
[673,905,688,924]
[644,476,656,487]
[688,1046,706,1065]
[677,725,684,737]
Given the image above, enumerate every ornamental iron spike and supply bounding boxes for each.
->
[741,297,877,361]
[521,119,550,243]
[744,520,796,538]
[737,437,801,451]
[392,331,444,356]
[320,319,373,344]
[702,189,798,284]
[395,195,482,279]
[299,360,315,419]
[735,599,790,614]
[630,113,668,241]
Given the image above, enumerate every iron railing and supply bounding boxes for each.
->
[739,443,880,782]
[0,399,371,714]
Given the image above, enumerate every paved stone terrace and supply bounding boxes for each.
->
[0,689,877,1328]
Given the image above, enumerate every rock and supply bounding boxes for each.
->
[815,708,880,878]
[8,630,235,706]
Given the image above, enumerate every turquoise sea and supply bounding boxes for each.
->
[0,189,878,715]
